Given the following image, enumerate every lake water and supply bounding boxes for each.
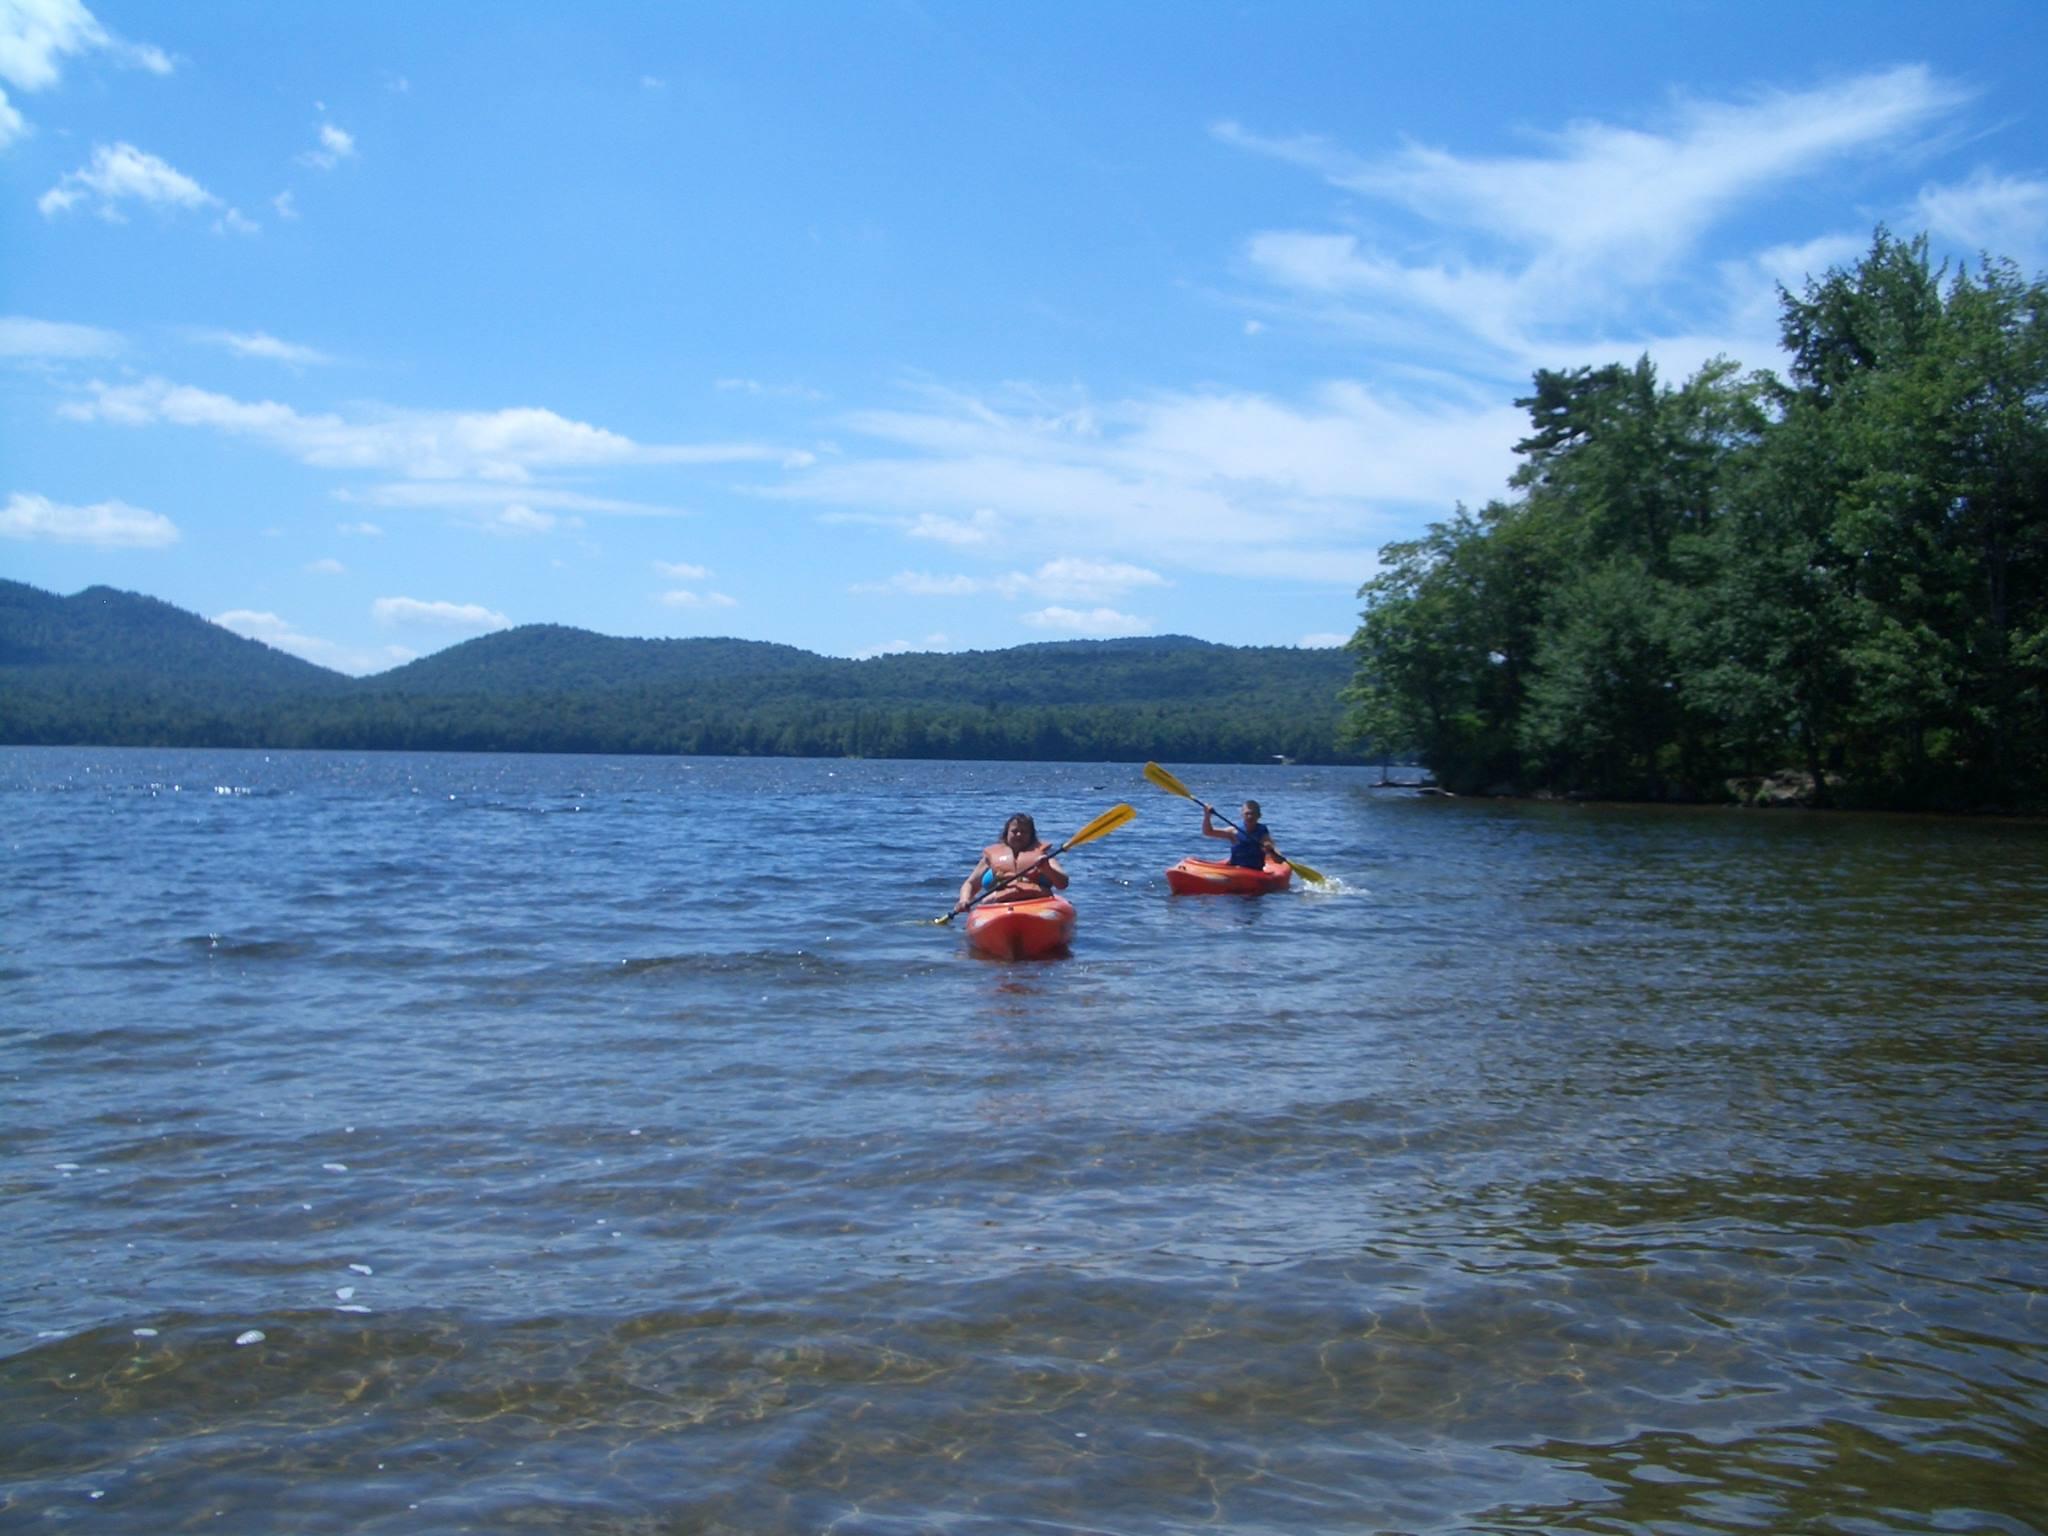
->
[3,746,2044,1534]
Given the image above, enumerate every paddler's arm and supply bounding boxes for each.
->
[1200,805,1232,841]
[1022,847,1069,889]
[958,854,992,908]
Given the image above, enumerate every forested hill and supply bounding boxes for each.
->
[0,581,1363,763]
[0,581,354,705]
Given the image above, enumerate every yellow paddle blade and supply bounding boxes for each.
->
[1285,858,1327,885]
[1062,801,1137,851]
[1142,761,1195,801]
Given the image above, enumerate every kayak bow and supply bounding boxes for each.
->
[963,893,1076,959]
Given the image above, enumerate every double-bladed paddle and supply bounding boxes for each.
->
[1141,761,1327,885]
[934,802,1138,924]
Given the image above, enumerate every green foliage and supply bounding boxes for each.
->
[1349,229,2048,810]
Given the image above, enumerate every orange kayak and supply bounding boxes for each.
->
[964,894,1076,959]
[1165,857,1292,896]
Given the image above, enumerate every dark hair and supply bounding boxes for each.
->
[1243,800,1261,818]
[1002,812,1038,843]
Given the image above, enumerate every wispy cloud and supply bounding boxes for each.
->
[0,314,122,358]
[1219,66,1973,370]
[909,508,999,546]
[214,608,407,675]
[861,558,1168,603]
[716,377,826,401]
[1020,606,1153,637]
[783,380,1520,586]
[0,0,170,151]
[342,483,689,517]
[464,502,567,536]
[1917,168,2048,271]
[39,142,253,231]
[305,557,346,575]
[654,559,711,580]
[850,632,951,659]
[658,588,737,609]
[67,376,789,482]
[1,489,176,546]
[371,596,511,632]
[192,329,333,366]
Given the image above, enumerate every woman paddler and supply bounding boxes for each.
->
[958,812,1069,910]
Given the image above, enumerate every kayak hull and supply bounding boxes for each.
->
[1165,857,1292,896]
[964,894,1076,959]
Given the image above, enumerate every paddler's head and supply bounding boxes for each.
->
[1001,813,1038,849]
[1241,800,1262,826]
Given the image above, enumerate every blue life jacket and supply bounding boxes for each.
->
[1227,823,1273,869]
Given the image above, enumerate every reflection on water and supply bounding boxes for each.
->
[2,748,2044,1533]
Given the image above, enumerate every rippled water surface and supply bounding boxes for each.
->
[3,747,2044,1533]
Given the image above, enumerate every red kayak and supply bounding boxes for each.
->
[1164,857,1292,896]
[964,894,1076,959]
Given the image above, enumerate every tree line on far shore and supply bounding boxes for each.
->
[0,597,1360,766]
[1345,232,2047,811]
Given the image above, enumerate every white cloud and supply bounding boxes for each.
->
[67,376,788,482]
[0,314,121,358]
[337,519,383,537]
[273,190,299,220]
[654,559,711,580]
[0,1,170,150]
[658,588,737,609]
[1021,606,1153,637]
[214,609,404,675]
[1917,169,2048,270]
[300,121,355,170]
[1297,632,1350,649]
[39,142,249,228]
[193,329,332,366]
[305,557,346,575]
[372,596,511,632]
[0,490,176,546]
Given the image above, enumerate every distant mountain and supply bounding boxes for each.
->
[0,581,1367,763]
[366,624,828,696]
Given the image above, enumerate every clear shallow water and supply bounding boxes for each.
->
[2,746,2044,1534]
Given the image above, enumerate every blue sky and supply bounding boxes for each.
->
[3,1,2046,674]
